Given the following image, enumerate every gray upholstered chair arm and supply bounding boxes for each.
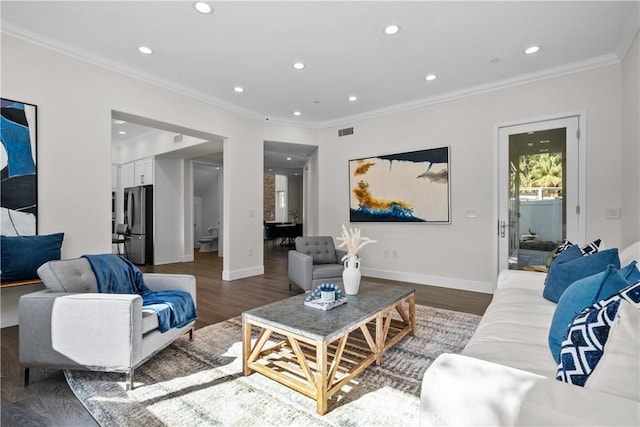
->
[19,290,80,367]
[335,249,348,264]
[50,293,143,369]
[143,274,197,306]
[288,250,313,290]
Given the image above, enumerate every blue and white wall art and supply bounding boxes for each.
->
[349,146,450,223]
[1,98,38,235]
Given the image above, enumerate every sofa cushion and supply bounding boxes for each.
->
[548,263,636,361]
[556,281,640,401]
[37,258,99,293]
[312,263,344,280]
[543,248,620,303]
[1,233,64,281]
[462,287,558,377]
[295,236,337,264]
[142,309,160,334]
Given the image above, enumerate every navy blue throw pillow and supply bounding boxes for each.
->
[1,233,64,282]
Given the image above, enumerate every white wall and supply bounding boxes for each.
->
[288,175,303,223]
[317,63,627,293]
[1,32,637,326]
[275,174,288,222]
[621,32,640,248]
[154,157,183,264]
[1,35,265,325]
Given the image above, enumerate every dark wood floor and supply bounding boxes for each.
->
[1,243,492,426]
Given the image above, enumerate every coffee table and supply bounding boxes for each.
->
[242,281,415,415]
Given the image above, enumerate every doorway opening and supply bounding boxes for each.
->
[263,141,317,249]
[111,111,224,266]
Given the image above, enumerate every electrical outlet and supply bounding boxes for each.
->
[384,250,389,259]
[605,208,621,219]
[392,250,398,259]
[248,247,254,256]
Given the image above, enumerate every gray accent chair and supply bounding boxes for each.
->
[19,258,196,390]
[288,236,347,291]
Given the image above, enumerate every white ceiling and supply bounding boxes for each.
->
[3,1,638,128]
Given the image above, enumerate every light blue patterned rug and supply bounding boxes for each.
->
[66,305,480,426]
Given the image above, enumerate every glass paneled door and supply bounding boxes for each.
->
[498,116,583,273]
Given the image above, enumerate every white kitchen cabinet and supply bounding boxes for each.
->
[134,157,154,186]
[121,163,134,189]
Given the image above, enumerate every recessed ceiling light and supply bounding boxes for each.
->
[425,74,437,81]
[118,131,127,135]
[293,111,301,116]
[113,119,126,125]
[137,46,153,55]
[348,95,358,102]
[292,62,305,70]
[524,45,541,55]
[286,157,292,161]
[234,86,244,93]
[384,24,400,35]
[193,2,213,14]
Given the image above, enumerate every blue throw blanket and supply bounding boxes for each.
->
[82,254,198,333]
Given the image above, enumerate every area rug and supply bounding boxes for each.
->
[66,305,481,426]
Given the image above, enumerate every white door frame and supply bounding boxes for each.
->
[493,111,587,278]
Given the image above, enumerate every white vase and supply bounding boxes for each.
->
[342,255,361,295]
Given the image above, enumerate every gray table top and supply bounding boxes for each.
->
[242,281,414,342]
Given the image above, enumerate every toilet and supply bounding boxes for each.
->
[198,228,218,253]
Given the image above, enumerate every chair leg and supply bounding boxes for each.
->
[125,368,134,391]
[189,328,194,340]
[23,367,30,387]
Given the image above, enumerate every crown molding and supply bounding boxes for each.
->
[615,2,640,61]
[317,53,621,129]
[3,23,628,132]
[2,24,266,123]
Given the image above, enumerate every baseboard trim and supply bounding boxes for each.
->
[222,266,265,281]
[361,267,495,294]
[181,254,195,262]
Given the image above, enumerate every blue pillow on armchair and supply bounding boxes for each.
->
[548,262,636,361]
[0,233,64,282]
[543,248,620,303]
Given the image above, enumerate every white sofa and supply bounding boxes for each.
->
[420,246,640,426]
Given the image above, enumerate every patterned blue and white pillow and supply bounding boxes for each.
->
[556,280,640,386]
[553,239,602,259]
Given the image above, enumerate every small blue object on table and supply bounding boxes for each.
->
[304,283,347,310]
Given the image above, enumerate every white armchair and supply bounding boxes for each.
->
[19,258,196,390]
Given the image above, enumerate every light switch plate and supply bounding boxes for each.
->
[605,207,621,219]
[464,208,478,218]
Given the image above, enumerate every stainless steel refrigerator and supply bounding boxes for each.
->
[124,185,154,265]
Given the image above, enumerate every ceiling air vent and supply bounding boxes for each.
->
[174,134,183,143]
[338,127,354,137]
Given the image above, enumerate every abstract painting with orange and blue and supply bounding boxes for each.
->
[349,147,450,223]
